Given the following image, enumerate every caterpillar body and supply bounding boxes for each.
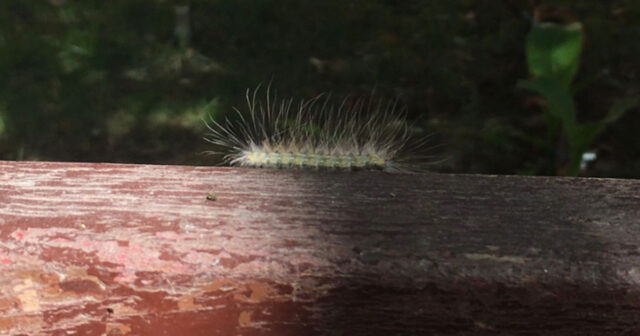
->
[204,86,434,172]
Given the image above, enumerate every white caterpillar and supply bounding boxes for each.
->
[204,85,433,172]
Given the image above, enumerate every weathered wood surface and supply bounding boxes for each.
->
[1,160,640,335]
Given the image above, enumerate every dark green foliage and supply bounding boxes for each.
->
[519,21,638,176]
[0,0,637,176]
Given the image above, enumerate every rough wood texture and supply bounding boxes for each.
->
[0,160,639,335]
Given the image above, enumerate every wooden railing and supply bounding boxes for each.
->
[1,160,639,335]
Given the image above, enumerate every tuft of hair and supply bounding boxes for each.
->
[203,85,436,172]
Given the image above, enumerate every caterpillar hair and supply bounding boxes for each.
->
[203,85,435,172]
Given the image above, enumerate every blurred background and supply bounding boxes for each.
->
[0,0,638,177]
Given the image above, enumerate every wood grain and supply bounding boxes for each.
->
[0,160,639,335]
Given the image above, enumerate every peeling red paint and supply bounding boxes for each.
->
[0,315,45,334]
[238,310,253,327]
[177,294,203,310]
[106,322,132,335]
[155,231,183,241]
[1,161,640,335]
[235,282,273,303]
[11,230,24,241]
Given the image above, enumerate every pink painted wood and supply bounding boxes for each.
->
[1,160,640,335]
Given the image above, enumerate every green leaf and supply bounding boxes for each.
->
[562,97,638,176]
[517,77,576,126]
[566,122,605,176]
[564,97,639,175]
[526,22,583,89]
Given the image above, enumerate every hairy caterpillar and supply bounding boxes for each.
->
[204,85,434,172]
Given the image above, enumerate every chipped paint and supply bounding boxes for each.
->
[106,322,132,335]
[13,279,41,312]
[0,315,45,333]
[1,160,640,335]
[177,294,204,310]
[238,310,253,327]
[234,282,273,303]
